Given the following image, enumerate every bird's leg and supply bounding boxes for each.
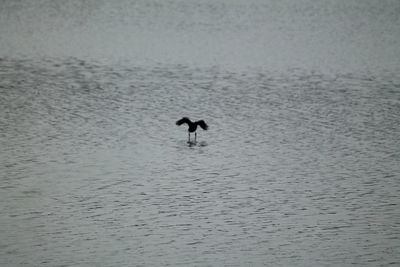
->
[188,132,190,143]
[195,132,197,142]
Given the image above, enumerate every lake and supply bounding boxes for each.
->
[1,57,399,266]
[1,0,400,266]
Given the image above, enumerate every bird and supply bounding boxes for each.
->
[176,117,208,143]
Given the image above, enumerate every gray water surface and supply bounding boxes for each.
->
[1,58,399,266]
[1,0,400,266]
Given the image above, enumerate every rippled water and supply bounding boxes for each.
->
[1,57,399,266]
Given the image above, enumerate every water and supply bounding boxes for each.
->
[1,57,399,266]
[1,0,400,71]
[1,0,400,266]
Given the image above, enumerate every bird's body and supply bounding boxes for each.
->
[176,117,208,143]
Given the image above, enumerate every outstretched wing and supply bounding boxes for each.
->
[176,117,191,126]
[196,120,208,130]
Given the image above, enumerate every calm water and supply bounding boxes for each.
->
[1,57,399,266]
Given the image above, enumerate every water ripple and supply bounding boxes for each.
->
[1,58,399,266]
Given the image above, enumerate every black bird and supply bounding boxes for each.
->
[176,117,208,143]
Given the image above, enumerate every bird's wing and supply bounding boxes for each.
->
[196,120,208,130]
[176,117,191,126]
